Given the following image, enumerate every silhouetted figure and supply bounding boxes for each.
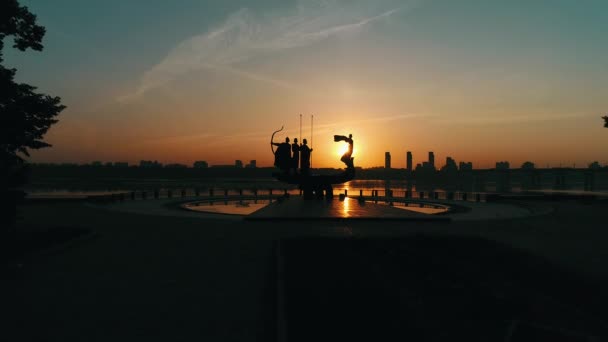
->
[300,138,313,174]
[334,134,354,168]
[272,137,292,173]
[291,138,300,173]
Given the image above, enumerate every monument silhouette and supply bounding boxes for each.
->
[300,138,312,174]
[271,127,355,200]
[271,129,291,174]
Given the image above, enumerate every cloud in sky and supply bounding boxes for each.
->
[431,112,595,125]
[141,112,427,148]
[121,0,411,101]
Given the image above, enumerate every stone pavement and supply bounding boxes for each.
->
[246,197,451,221]
[3,199,608,341]
[278,237,607,341]
[93,195,541,222]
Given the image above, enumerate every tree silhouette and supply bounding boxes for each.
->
[603,116,608,128]
[1,0,65,230]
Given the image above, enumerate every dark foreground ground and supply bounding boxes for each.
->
[2,199,608,341]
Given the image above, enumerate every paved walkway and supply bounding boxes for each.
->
[2,199,608,341]
[246,197,450,221]
[94,195,539,222]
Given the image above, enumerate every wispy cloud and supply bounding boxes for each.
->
[120,1,410,101]
[141,113,426,147]
[301,7,401,40]
[432,112,594,125]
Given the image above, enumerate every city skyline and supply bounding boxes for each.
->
[5,0,608,168]
[37,149,607,171]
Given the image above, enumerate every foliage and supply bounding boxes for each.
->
[0,0,45,60]
[1,0,65,230]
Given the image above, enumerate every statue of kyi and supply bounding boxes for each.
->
[270,123,355,200]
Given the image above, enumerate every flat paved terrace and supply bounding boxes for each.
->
[245,197,451,221]
[2,198,608,341]
[94,195,534,222]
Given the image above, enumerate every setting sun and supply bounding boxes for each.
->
[337,143,349,157]
[335,139,356,161]
[2,0,606,170]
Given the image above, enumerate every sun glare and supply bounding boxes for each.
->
[337,143,349,157]
[336,143,356,159]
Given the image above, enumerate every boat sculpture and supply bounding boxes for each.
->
[271,128,355,199]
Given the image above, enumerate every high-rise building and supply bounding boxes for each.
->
[406,151,412,172]
[246,160,257,168]
[443,157,457,171]
[428,152,435,169]
[235,160,243,168]
[385,152,391,169]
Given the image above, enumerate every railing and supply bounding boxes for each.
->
[347,189,487,203]
[86,187,489,203]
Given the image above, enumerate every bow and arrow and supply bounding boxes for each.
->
[270,125,284,155]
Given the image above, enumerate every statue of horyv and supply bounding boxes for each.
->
[271,127,355,200]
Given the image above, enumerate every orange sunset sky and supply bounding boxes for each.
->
[6,0,608,169]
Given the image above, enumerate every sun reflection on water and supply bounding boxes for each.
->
[341,196,351,218]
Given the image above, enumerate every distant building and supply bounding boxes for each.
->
[235,160,243,168]
[113,162,129,168]
[164,163,187,168]
[459,161,473,171]
[406,151,412,172]
[211,164,235,168]
[589,161,601,170]
[428,152,435,169]
[139,160,163,168]
[496,161,510,170]
[521,161,535,170]
[385,152,391,169]
[442,157,458,172]
[104,162,113,167]
[246,160,257,168]
[91,161,103,167]
[193,161,208,168]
